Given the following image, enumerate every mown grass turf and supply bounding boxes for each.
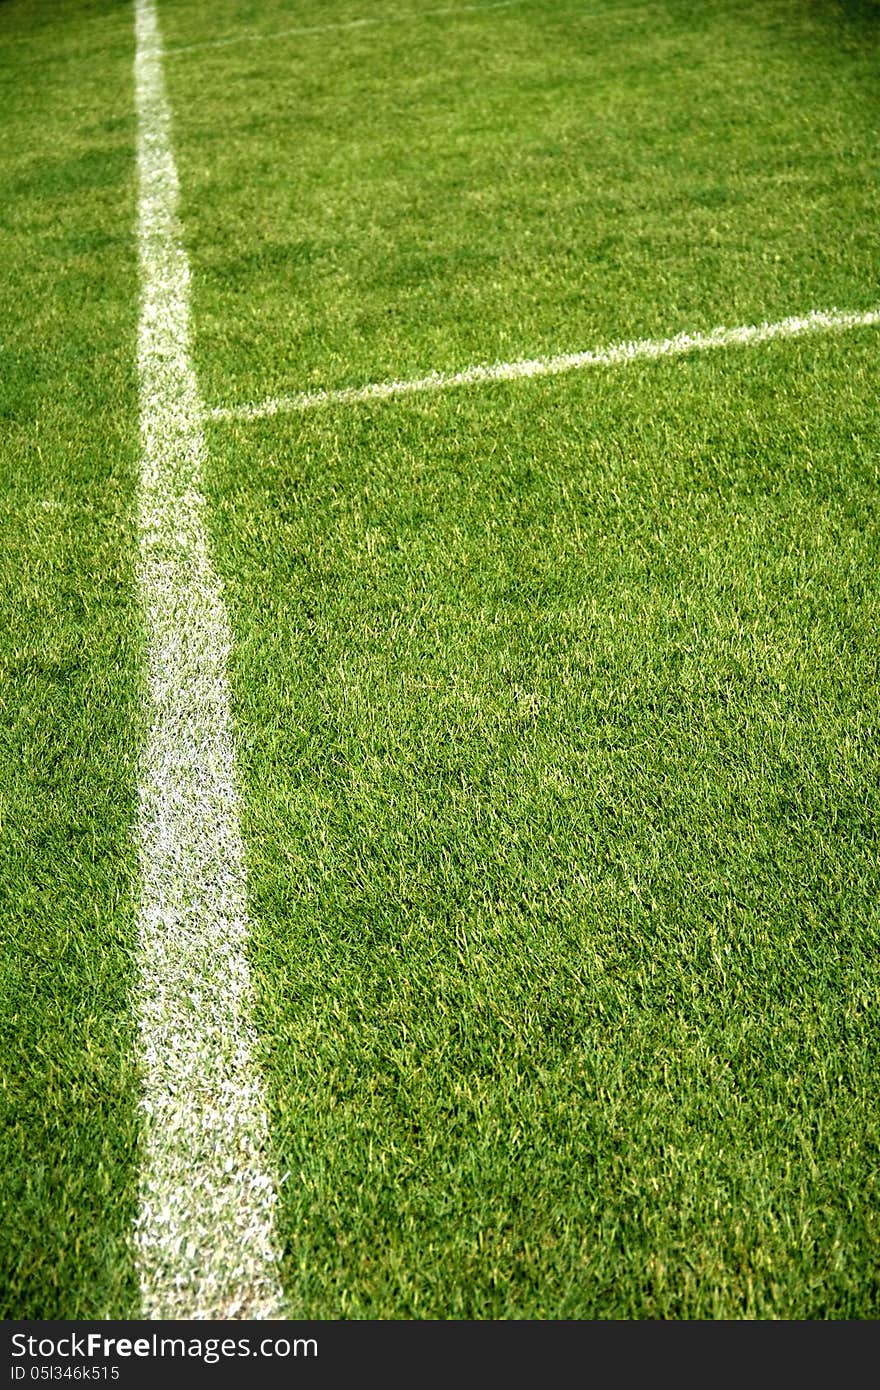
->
[153,0,880,1319]
[0,0,141,1319]
[159,0,880,406]
[204,326,880,1317]
[3,0,879,1321]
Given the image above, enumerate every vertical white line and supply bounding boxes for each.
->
[132,0,284,1319]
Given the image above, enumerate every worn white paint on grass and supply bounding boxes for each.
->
[133,0,284,1319]
[164,0,669,55]
[210,306,880,423]
[166,0,522,55]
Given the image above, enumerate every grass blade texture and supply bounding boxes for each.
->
[158,0,880,1318]
[0,0,141,1319]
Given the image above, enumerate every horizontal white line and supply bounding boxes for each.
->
[167,0,522,55]
[209,306,880,423]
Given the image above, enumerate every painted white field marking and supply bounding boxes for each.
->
[133,0,284,1320]
[210,306,880,423]
[163,0,728,57]
[166,0,523,55]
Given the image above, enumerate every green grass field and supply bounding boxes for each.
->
[2,0,880,1319]
[0,0,142,1317]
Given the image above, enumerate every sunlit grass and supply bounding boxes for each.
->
[2,0,879,1319]
[0,0,141,1319]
